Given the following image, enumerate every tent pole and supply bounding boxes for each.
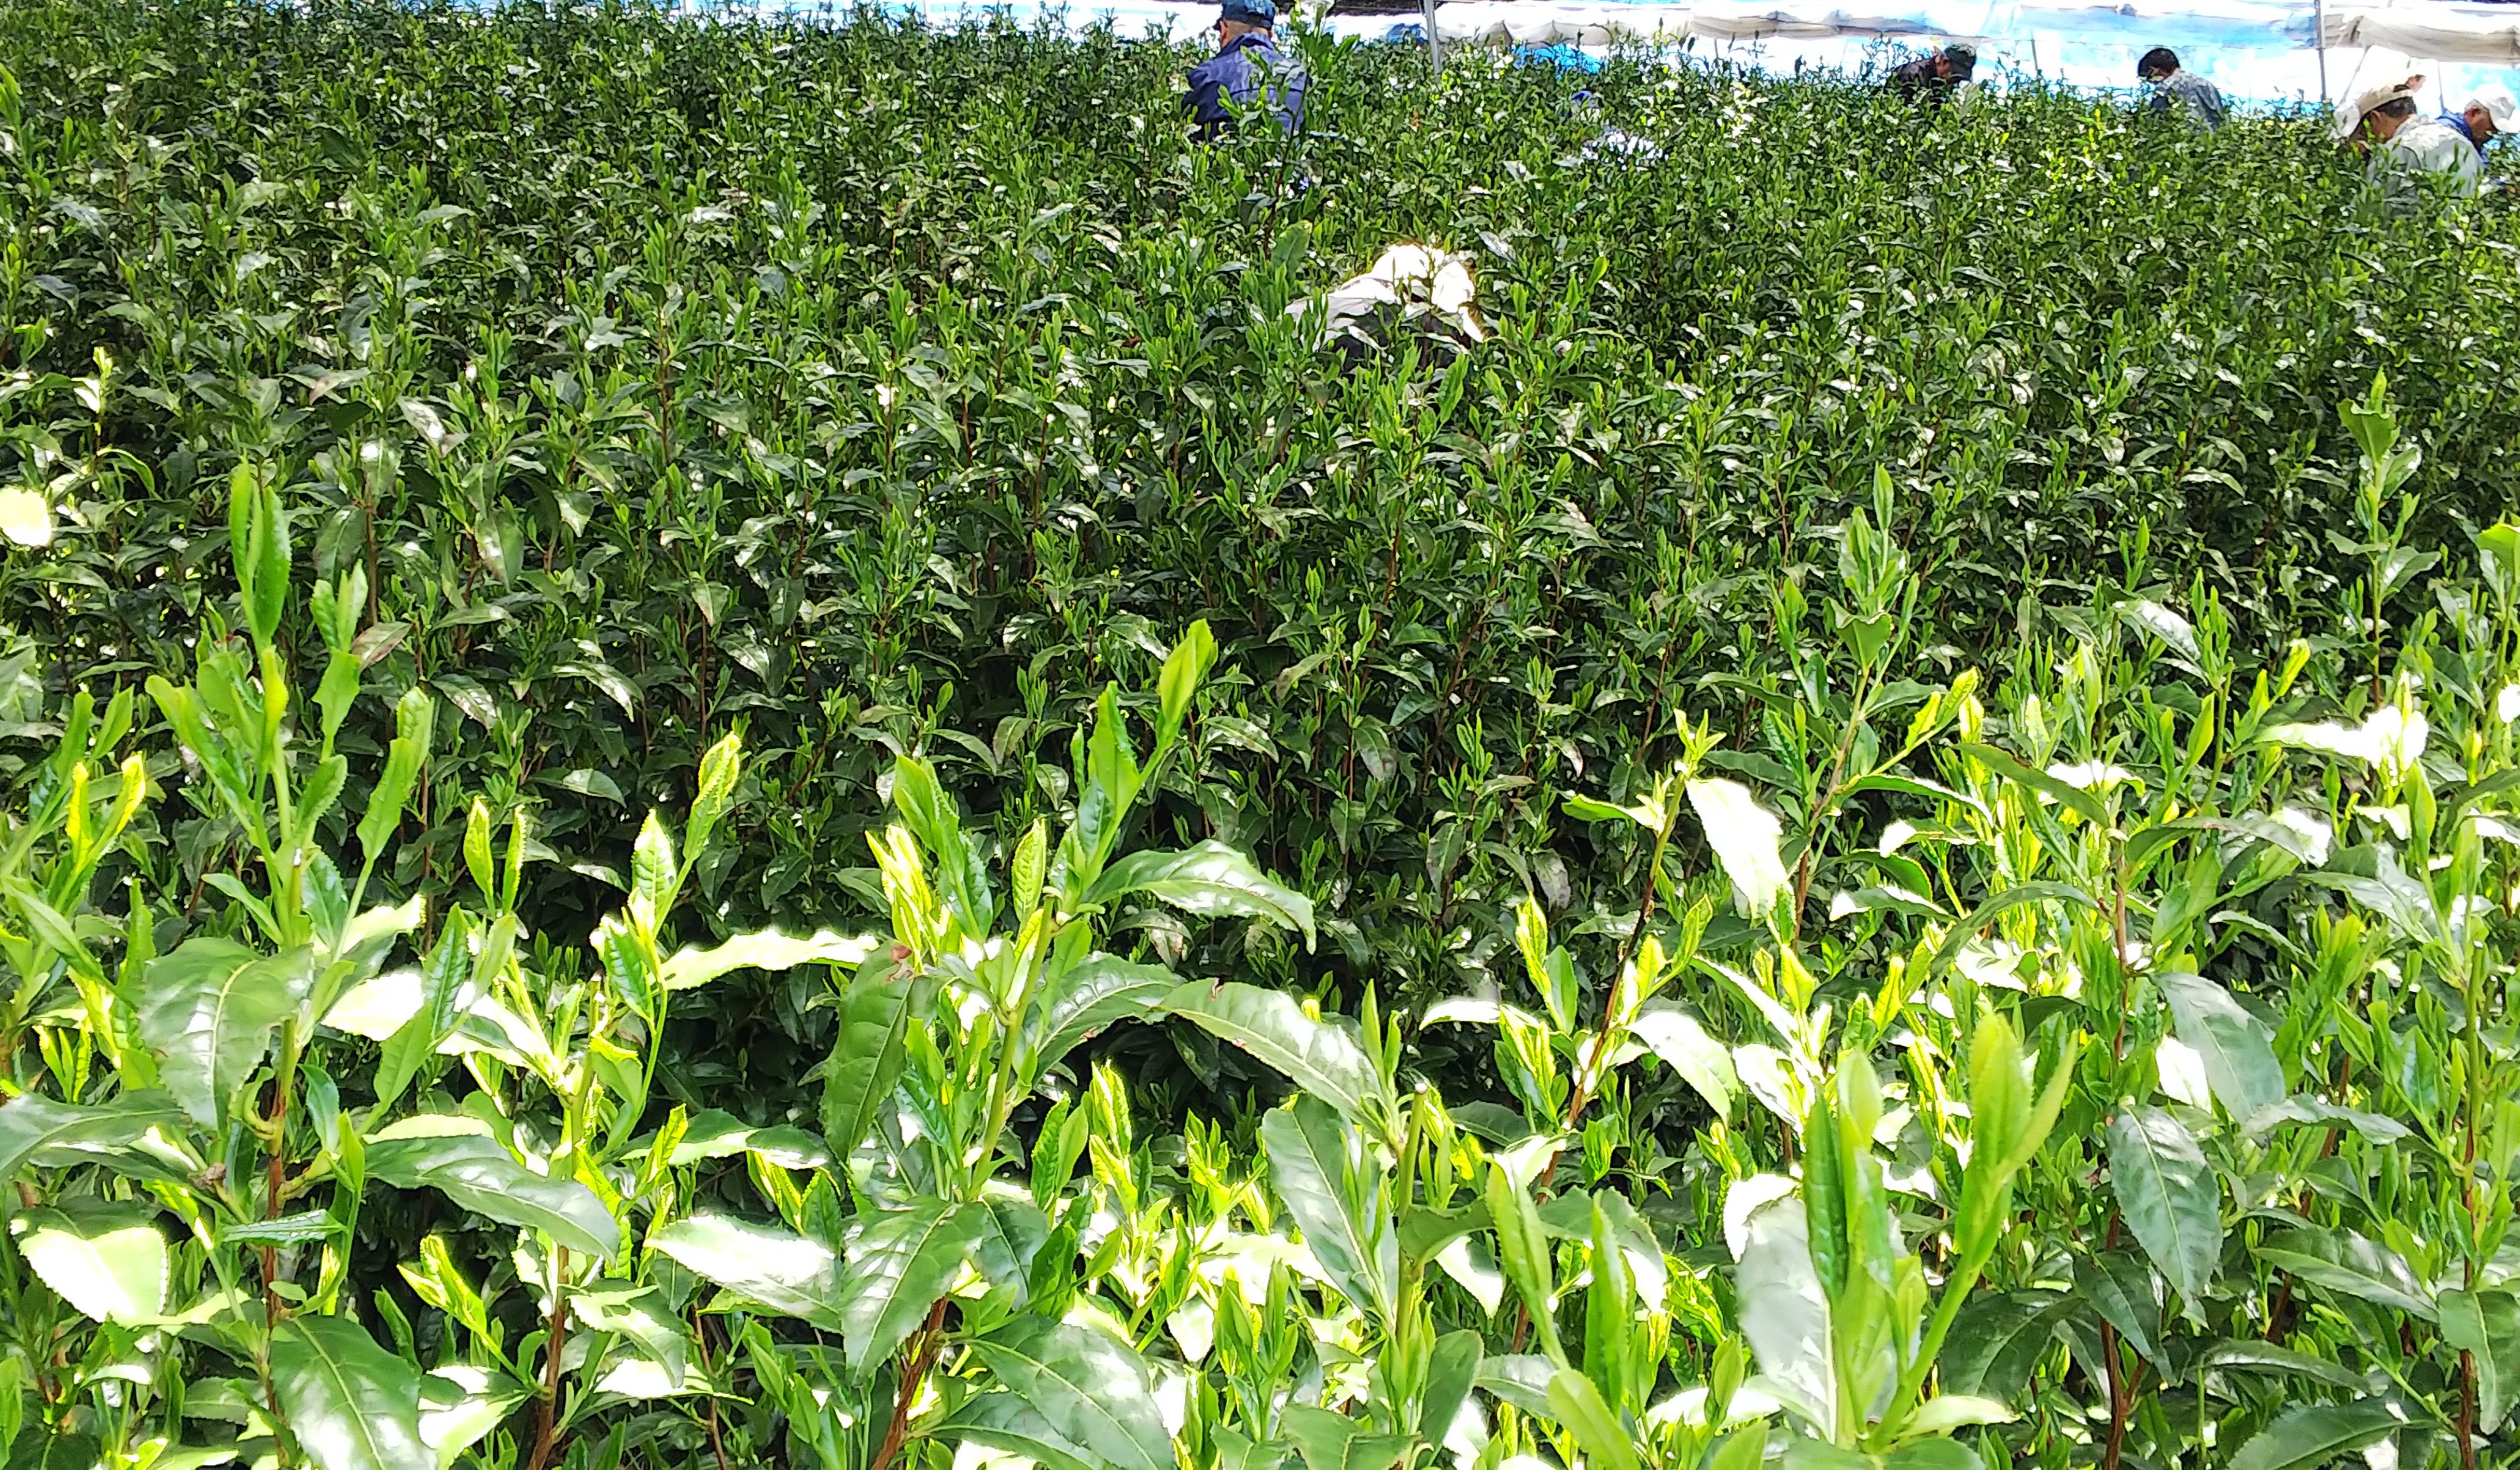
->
[2313,0,2330,102]
[1424,0,1442,71]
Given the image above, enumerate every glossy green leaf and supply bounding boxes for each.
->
[362,1127,617,1261]
[1087,840,1315,948]
[1733,1191,1833,1435]
[270,1315,431,1470]
[1884,1441,1982,1470]
[819,949,921,1161]
[938,1393,1100,1470]
[2104,1105,2221,1303]
[137,937,315,1129]
[1282,1405,1411,1470]
[1161,980,1382,1121]
[650,1108,830,1170]
[2158,972,2284,1121]
[1686,778,1787,920]
[1959,741,2110,825]
[8,1203,167,1325]
[2198,1340,2371,1392]
[0,1092,188,1183]
[1035,952,1179,1069]
[2076,1249,2165,1365]
[839,1198,985,1369]
[1475,1353,1558,1417]
[1627,1004,1736,1115]
[661,928,876,991]
[967,1318,1175,1470]
[1261,1096,1398,1328]
[2440,1287,2520,1433]
[1420,1328,1483,1445]
[1937,1291,2069,1402]
[2226,1400,2402,1470]
[373,910,471,1112]
[2256,1227,2435,1321]
[651,1213,848,1330]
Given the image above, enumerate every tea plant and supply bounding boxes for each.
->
[7,2,2520,1466]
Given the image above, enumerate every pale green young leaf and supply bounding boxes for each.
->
[463,798,493,902]
[685,731,742,866]
[1545,1368,1641,1470]
[1156,617,1218,750]
[357,689,433,872]
[631,811,675,913]
[1488,1164,1564,1368]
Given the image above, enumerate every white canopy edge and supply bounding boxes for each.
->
[1396,0,2520,66]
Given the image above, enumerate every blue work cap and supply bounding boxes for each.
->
[1220,0,1276,24]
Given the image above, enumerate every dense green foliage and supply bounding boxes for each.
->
[5,3,2520,1469]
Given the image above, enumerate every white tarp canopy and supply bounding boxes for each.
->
[2328,7,2520,64]
[1413,0,2520,60]
[1374,0,2520,102]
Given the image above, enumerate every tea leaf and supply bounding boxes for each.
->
[2106,1106,2222,1305]
[270,1316,431,1470]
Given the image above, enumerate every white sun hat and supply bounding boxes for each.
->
[2332,72,2426,141]
[2467,87,2520,134]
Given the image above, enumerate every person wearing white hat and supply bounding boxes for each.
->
[2446,88,2520,154]
[2334,73,2483,200]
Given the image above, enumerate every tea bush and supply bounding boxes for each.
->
[4,3,2520,1468]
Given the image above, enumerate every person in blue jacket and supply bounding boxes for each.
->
[1186,0,1308,143]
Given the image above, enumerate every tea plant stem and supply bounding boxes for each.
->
[2457,1351,2479,1470]
[2099,1320,2131,1470]
[871,1295,952,1470]
[1790,658,1886,937]
[261,1018,303,1320]
[525,1245,571,1470]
